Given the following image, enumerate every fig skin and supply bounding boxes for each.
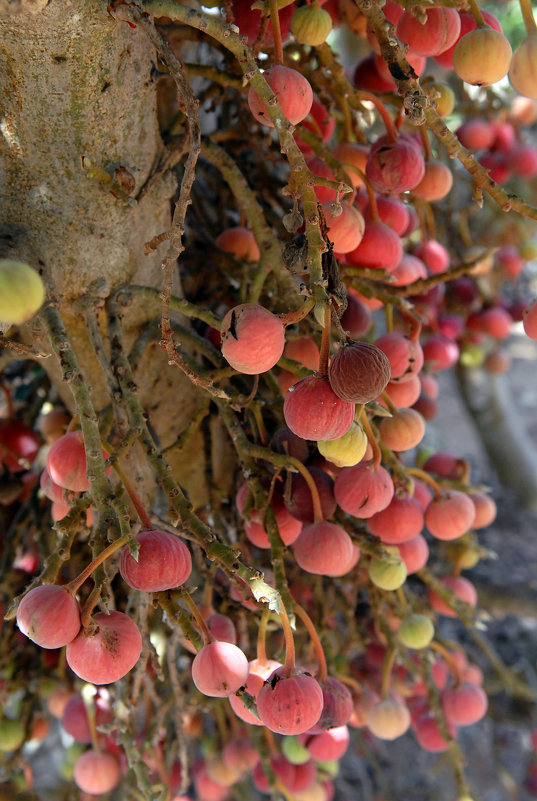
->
[192,641,249,698]
[16,584,81,649]
[66,611,142,685]
[284,375,355,442]
[221,303,285,375]
[248,65,313,128]
[119,529,192,592]
[329,342,391,403]
[366,134,425,194]
[256,667,324,735]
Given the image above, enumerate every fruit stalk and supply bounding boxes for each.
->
[288,459,324,523]
[257,608,270,665]
[65,535,130,595]
[293,602,328,682]
[279,297,316,326]
[318,304,332,376]
[179,589,213,646]
[380,647,397,698]
[429,641,463,686]
[107,448,154,531]
[519,0,537,34]
[467,0,486,27]
[361,413,382,470]
[356,91,398,142]
[405,466,443,499]
[269,0,285,64]
[278,600,296,677]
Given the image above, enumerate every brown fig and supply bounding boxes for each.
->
[328,342,391,403]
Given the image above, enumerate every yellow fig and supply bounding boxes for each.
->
[0,259,45,324]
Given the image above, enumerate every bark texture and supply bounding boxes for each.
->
[0,0,210,506]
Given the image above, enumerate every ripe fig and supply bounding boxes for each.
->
[120,529,192,592]
[334,461,394,518]
[17,584,80,649]
[284,375,355,442]
[74,749,121,795]
[66,611,142,684]
[192,641,249,698]
[256,667,324,735]
[46,430,111,492]
[221,303,285,374]
[366,135,425,195]
[248,65,313,127]
[396,7,461,56]
[216,227,260,261]
[293,521,358,576]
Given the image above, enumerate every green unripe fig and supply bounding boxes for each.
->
[460,344,485,368]
[281,734,311,764]
[446,535,481,570]
[0,260,45,325]
[59,742,86,781]
[291,2,333,46]
[368,547,407,590]
[314,759,339,776]
[520,239,537,261]
[0,717,25,752]
[398,614,434,649]
[318,421,367,467]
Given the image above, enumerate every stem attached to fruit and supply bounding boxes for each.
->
[467,0,487,27]
[106,447,154,531]
[257,607,270,665]
[429,641,463,687]
[419,124,433,162]
[380,646,397,698]
[405,466,443,499]
[279,297,316,327]
[356,91,398,142]
[81,689,101,752]
[318,304,332,376]
[396,586,408,611]
[0,383,13,418]
[380,390,399,417]
[293,602,328,682]
[65,535,130,596]
[288,458,324,523]
[361,414,382,471]
[355,166,380,222]
[385,303,393,334]
[269,0,284,64]
[519,0,537,34]
[80,584,102,630]
[278,599,296,677]
[180,589,213,644]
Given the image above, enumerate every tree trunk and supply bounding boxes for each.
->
[0,0,211,506]
[456,364,537,513]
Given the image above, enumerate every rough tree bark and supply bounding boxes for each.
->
[0,0,211,506]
